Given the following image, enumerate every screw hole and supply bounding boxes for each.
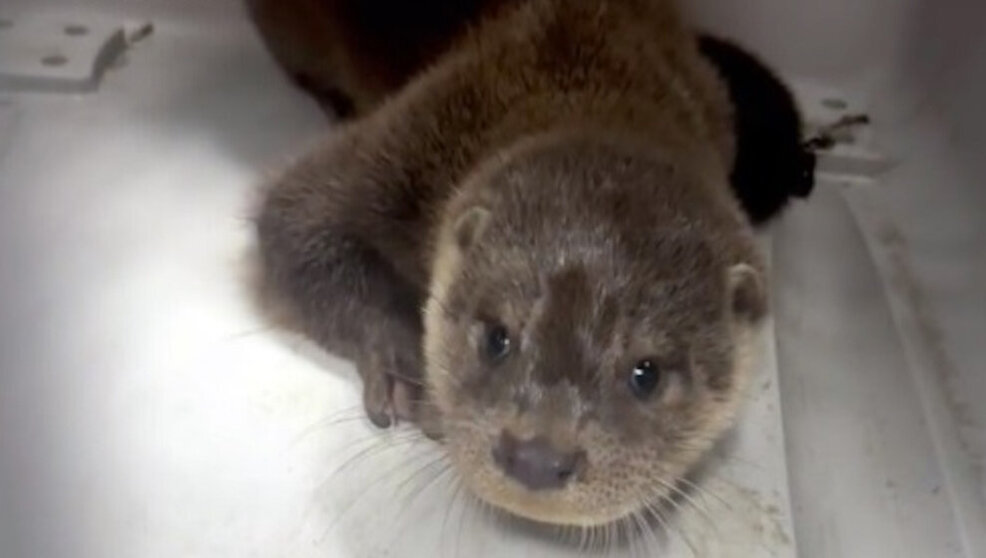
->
[822,98,849,111]
[64,24,89,36]
[42,55,68,67]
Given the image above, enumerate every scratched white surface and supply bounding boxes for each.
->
[0,11,126,93]
[0,1,983,557]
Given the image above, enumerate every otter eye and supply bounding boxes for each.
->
[629,359,663,399]
[483,324,512,363]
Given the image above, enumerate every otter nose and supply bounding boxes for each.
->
[492,433,586,491]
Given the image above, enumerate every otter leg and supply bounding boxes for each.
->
[254,140,429,429]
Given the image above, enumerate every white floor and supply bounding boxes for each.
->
[1,2,983,557]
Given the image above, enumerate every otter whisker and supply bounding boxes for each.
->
[307,432,423,539]
[571,524,586,552]
[401,459,454,511]
[327,426,422,465]
[426,467,464,555]
[576,523,588,553]
[661,495,702,558]
[397,395,442,408]
[586,525,600,555]
[647,480,685,521]
[641,500,671,554]
[394,450,449,496]
[440,475,466,554]
[364,442,438,488]
[676,439,766,473]
[643,499,698,558]
[619,518,631,557]
[290,403,363,430]
[289,411,376,447]
[319,430,425,490]
[632,505,663,557]
[674,474,734,512]
[556,523,569,547]
[289,417,361,447]
[428,416,476,429]
[454,490,479,558]
[626,512,644,558]
[641,509,662,558]
[386,369,427,388]
[579,525,591,552]
[387,459,455,550]
[478,496,499,547]
[618,517,630,558]
[322,443,438,537]
[652,475,721,540]
[213,325,277,345]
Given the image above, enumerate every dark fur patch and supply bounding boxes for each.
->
[698,35,816,225]
[292,72,356,117]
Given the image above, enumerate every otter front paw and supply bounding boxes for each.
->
[357,346,443,438]
[357,352,416,429]
[355,326,431,429]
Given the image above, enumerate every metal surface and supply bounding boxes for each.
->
[0,11,126,93]
[1,1,984,557]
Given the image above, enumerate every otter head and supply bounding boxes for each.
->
[423,134,767,527]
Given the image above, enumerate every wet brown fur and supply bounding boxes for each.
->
[252,0,768,527]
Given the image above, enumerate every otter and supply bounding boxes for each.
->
[252,0,788,527]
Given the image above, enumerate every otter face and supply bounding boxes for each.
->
[423,139,767,527]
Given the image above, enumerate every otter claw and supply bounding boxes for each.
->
[362,371,395,428]
[361,368,418,429]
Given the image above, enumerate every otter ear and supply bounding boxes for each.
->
[454,206,491,250]
[728,263,767,322]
